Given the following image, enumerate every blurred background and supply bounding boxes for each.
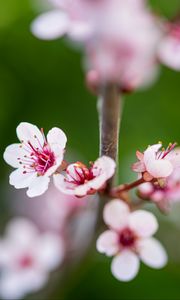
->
[0,0,180,299]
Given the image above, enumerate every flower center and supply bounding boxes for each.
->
[18,255,34,269]
[156,143,176,160]
[18,133,55,176]
[119,228,136,248]
[65,162,96,185]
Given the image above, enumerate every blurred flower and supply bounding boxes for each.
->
[31,0,162,90]
[3,122,67,197]
[158,22,180,70]
[138,149,180,211]
[132,143,180,181]
[0,218,64,299]
[54,156,116,197]
[96,199,167,282]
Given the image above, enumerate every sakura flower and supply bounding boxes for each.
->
[0,218,64,300]
[96,199,167,282]
[158,22,180,70]
[138,149,180,210]
[132,143,180,181]
[3,122,67,197]
[54,156,116,197]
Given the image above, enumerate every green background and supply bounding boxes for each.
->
[0,0,180,299]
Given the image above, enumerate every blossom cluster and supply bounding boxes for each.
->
[3,122,115,198]
[31,0,180,91]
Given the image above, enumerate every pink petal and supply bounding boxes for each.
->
[158,36,180,70]
[31,10,69,40]
[111,250,140,282]
[131,161,146,173]
[129,210,158,238]
[103,199,130,231]
[138,237,168,268]
[47,127,67,149]
[27,176,50,197]
[69,20,93,41]
[53,174,76,195]
[96,230,119,256]
[93,156,116,180]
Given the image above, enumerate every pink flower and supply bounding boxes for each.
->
[0,218,64,299]
[96,199,167,282]
[54,156,116,197]
[138,149,180,210]
[158,22,180,70]
[3,122,67,197]
[132,143,180,180]
[31,0,162,90]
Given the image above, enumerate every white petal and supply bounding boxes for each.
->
[69,20,93,41]
[16,122,44,147]
[74,184,90,197]
[9,168,36,189]
[96,230,119,256]
[0,272,26,300]
[111,251,140,282]
[36,233,64,271]
[3,144,23,168]
[6,218,38,246]
[47,127,67,149]
[146,159,173,179]
[139,237,168,269]
[103,199,130,230]
[129,210,158,238]
[94,156,116,180]
[27,176,50,197]
[53,174,75,195]
[31,10,69,40]
[158,36,180,70]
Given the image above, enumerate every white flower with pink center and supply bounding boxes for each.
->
[138,149,180,210]
[54,156,116,197]
[3,122,67,197]
[158,22,180,70]
[96,200,167,282]
[132,143,180,180]
[0,218,64,300]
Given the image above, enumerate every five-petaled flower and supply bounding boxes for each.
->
[132,143,180,181]
[0,218,64,300]
[138,149,180,211]
[3,122,67,197]
[96,199,167,282]
[54,156,116,197]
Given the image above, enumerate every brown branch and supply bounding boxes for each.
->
[98,83,122,192]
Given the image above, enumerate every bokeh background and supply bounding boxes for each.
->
[0,0,180,299]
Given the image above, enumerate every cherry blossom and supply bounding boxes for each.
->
[138,149,180,210]
[0,218,64,299]
[3,122,67,197]
[158,22,180,70]
[31,0,162,90]
[132,143,180,181]
[96,199,167,281]
[54,156,116,197]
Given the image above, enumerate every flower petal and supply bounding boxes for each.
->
[31,10,69,40]
[47,127,67,149]
[111,250,140,282]
[158,36,180,70]
[27,176,50,197]
[103,199,130,230]
[146,159,173,178]
[16,122,44,147]
[129,210,158,238]
[36,233,64,271]
[138,237,168,269]
[53,174,76,195]
[96,230,119,256]
[3,144,24,168]
[9,169,36,189]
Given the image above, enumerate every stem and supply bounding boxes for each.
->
[110,177,145,198]
[98,83,122,191]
